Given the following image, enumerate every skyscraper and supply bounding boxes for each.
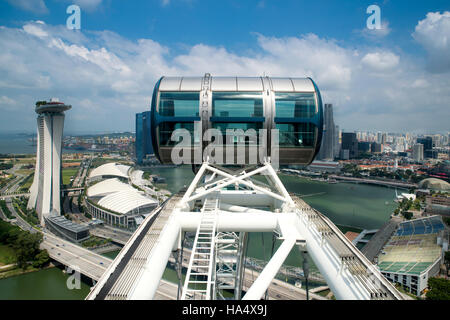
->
[413,144,424,162]
[317,103,335,160]
[334,124,340,158]
[28,99,71,225]
[417,137,435,159]
[135,111,153,164]
[341,132,358,159]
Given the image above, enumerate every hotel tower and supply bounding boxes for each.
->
[28,98,71,225]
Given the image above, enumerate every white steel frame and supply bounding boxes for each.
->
[99,160,404,300]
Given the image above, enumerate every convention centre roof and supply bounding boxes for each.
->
[89,163,130,180]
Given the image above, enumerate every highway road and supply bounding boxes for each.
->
[6,200,37,233]
[41,233,111,281]
[90,226,131,245]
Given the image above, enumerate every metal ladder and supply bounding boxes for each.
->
[181,194,219,300]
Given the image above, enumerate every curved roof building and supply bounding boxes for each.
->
[87,178,136,198]
[89,163,130,180]
[418,178,450,192]
[150,75,323,165]
[97,190,157,215]
[86,167,158,230]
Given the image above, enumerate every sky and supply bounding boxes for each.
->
[0,0,449,135]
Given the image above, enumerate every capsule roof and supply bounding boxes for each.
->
[158,76,316,92]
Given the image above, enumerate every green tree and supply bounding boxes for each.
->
[13,232,43,269]
[445,251,450,268]
[32,249,50,268]
[426,278,450,300]
[402,211,413,220]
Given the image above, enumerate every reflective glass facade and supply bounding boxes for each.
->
[276,123,316,147]
[275,93,316,118]
[159,92,199,117]
[135,111,154,164]
[150,76,323,165]
[212,92,263,118]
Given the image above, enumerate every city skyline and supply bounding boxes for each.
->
[0,1,449,134]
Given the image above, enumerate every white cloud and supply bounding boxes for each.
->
[23,23,48,38]
[361,51,400,72]
[413,11,450,73]
[0,21,449,134]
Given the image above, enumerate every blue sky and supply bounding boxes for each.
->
[0,0,449,134]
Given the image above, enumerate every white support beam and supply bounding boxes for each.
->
[128,215,181,300]
[186,165,269,202]
[180,162,209,205]
[203,164,287,202]
[242,237,296,300]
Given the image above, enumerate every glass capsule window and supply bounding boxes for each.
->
[212,92,263,118]
[158,92,200,117]
[158,122,200,146]
[275,93,316,118]
[275,123,316,147]
[212,122,264,145]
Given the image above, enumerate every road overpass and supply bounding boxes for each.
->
[41,232,110,281]
[0,192,30,200]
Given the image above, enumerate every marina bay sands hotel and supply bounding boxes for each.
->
[28,98,71,225]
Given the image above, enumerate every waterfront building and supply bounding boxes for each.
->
[135,111,154,164]
[341,132,358,159]
[88,162,130,183]
[86,163,158,230]
[307,160,341,173]
[377,216,448,296]
[425,195,450,216]
[418,178,450,192]
[412,144,424,162]
[44,213,90,242]
[28,99,71,225]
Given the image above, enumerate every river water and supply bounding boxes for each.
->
[0,165,397,299]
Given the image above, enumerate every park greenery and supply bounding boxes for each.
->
[0,162,13,171]
[81,235,111,248]
[62,168,78,186]
[12,197,40,226]
[341,163,423,183]
[18,173,34,192]
[426,277,450,300]
[392,198,423,220]
[0,220,49,270]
